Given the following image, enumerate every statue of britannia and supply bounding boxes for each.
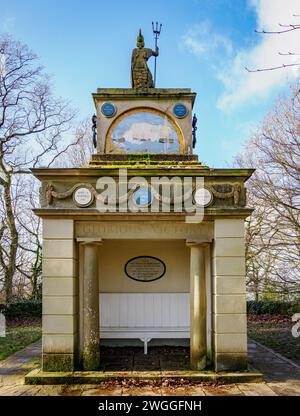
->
[131,29,158,90]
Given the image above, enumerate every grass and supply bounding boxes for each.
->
[0,314,298,366]
[0,318,41,360]
[248,314,300,366]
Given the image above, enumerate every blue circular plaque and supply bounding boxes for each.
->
[101,102,116,117]
[173,103,188,118]
[133,187,153,207]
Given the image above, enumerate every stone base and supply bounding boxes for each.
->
[214,354,248,372]
[25,368,263,385]
[42,353,75,372]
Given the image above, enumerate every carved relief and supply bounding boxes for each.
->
[206,183,246,207]
[45,182,54,205]
[44,182,98,206]
[43,181,138,207]
[43,180,246,208]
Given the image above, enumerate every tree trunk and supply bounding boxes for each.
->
[3,177,18,302]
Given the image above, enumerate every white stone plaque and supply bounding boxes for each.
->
[73,187,93,207]
[125,256,166,282]
[193,187,213,207]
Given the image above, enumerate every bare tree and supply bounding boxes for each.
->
[246,15,300,72]
[235,81,300,300]
[56,119,94,168]
[0,35,83,302]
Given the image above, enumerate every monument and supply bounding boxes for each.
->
[28,29,256,380]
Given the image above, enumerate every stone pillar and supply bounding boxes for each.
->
[80,240,101,371]
[42,219,78,372]
[189,243,207,370]
[212,219,247,371]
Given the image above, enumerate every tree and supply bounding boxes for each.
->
[246,15,300,72]
[235,81,300,300]
[0,35,81,302]
[56,119,94,168]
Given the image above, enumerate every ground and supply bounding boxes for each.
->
[0,318,41,360]
[248,315,300,366]
[0,315,299,396]
[0,339,300,396]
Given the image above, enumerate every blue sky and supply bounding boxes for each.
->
[1,0,299,166]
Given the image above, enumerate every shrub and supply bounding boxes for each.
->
[0,300,42,318]
[247,300,299,315]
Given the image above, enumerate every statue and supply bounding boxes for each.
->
[131,29,158,90]
[92,114,97,148]
[192,113,197,148]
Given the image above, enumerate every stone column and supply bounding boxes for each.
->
[80,240,101,371]
[188,243,207,370]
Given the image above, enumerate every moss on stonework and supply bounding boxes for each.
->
[89,161,201,167]
[88,164,201,170]
[86,167,208,175]
[82,351,100,371]
[42,353,74,372]
[214,354,248,372]
[90,153,199,163]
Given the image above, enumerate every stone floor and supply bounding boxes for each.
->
[99,345,190,371]
[0,340,300,396]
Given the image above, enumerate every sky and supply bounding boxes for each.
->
[1,0,299,167]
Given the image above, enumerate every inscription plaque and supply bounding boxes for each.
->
[125,256,166,282]
[101,102,116,117]
[73,187,93,207]
[193,187,213,207]
[173,103,188,118]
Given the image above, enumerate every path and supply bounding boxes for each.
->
[0,340,299,396]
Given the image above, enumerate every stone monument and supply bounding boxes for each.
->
[27,30,256,382]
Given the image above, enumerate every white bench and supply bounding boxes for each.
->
[99,293,190,354]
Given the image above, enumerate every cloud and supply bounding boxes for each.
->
[115,122,173,143]
[181,0,300,110]
[180,21,233,58]
[217,0,300,110]
[1,16,15,32]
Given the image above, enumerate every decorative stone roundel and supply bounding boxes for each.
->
[73,187,94,207]
[193,187,213,207]
[101,102,117,117]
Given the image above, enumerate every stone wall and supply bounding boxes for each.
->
[212,219,247,371]
[42,219,78,371]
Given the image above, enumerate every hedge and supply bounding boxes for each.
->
[0,301,42,318]
[247,300,299,315]
[0,300,298,319]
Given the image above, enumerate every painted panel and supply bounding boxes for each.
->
[106,109,182,153]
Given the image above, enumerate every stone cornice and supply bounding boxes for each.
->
[32,207,254,220]
[31,167,255,182]
[92,88,197,106]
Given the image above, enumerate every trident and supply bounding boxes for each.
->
[152,21,162,87]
